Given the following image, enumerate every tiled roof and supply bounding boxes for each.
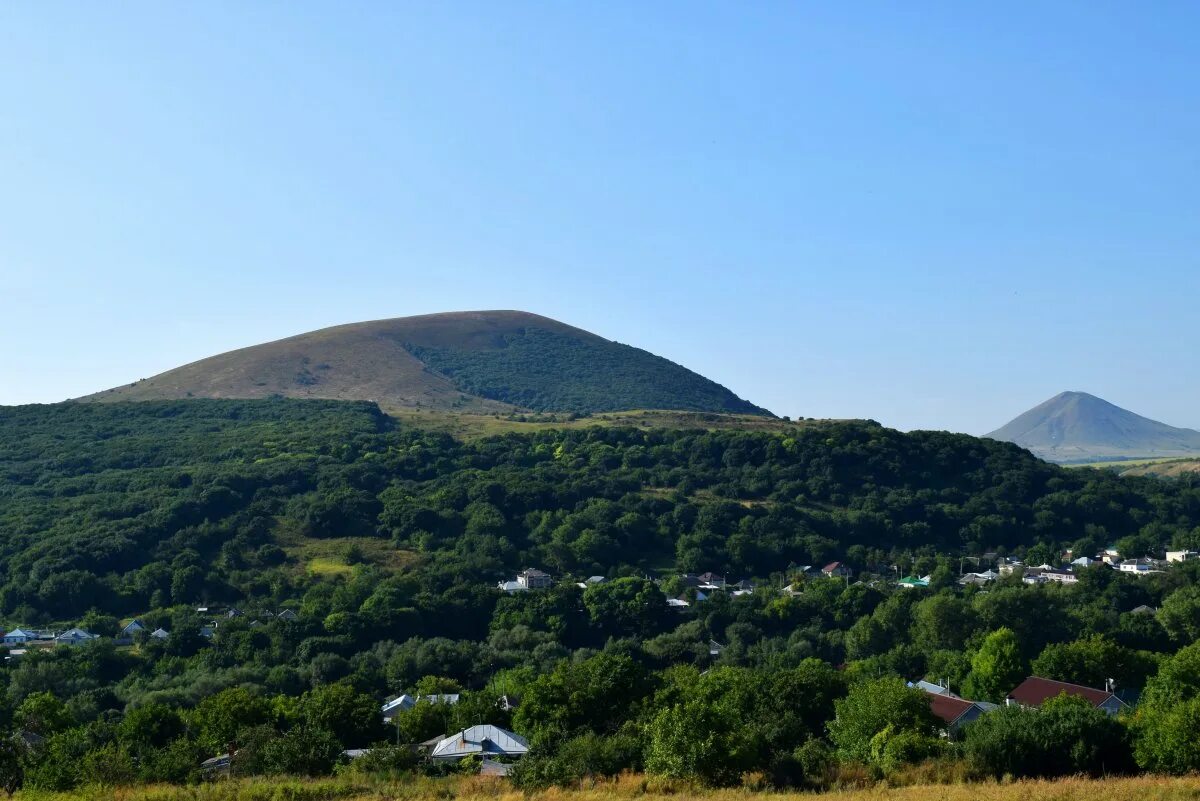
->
[928,693,976,725]
[1007,676,1116,708]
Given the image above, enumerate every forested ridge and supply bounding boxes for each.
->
[1,398,1200,791]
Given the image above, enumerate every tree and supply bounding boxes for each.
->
[1159,586,1200,644]
[1131,642,1200,773]
[297,683,383,747]
[0,740,23,798]
[911,594,977,654]
[965,695,1135,778]
[827,677,939,764]
[644,668,766,785]
[1031,636,1156,690]
[963,628,1026,703]
[118,703,185,749]
[14,692,72,737]
[582,577,667,638]
[189,687,272,754]
[514,652,651,743]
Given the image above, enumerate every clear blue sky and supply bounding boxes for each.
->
[2,3,1197,433]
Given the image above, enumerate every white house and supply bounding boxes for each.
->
[517,568,552,590]
[2,628,37,645]
[1167,550,1199,563]
[55,628,98,646]
[430,725,529,762]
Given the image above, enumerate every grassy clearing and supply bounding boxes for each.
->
[16,774,1200,801]
[275,536,420,577]
[1068,456,1200,478]
[385,407,839,440]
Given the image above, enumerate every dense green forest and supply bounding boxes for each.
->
[404,327,770,415]
[1,398,1200,791]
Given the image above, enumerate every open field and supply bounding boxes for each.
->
[1069,456,1200,477]
[18,775,1200,801]
[385,407,836,439]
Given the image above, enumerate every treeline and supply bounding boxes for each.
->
[2,399,1198,623]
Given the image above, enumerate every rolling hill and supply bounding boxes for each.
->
[83,310,772,416]
[987,391,1200,463]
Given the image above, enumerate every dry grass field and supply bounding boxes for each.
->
[18,774,1200,801]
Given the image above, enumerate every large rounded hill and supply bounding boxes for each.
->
[85,311,772,416]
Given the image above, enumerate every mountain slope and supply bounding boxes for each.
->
[987,391,1200,463]
[84,310,771,416]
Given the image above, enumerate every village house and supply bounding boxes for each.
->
[927,693,995,735]
[898,575,930,589]
[1166,550,1199,563]
[55,628,99,646]
[429,725,529,762]
[381,693,461,722]
[2,628,39,645]
[277,609,298,621]
[1024,567,1078,585]
[821,562,852,579]
[576,575,607,589]
[497,567,552,593]
[697,572,726,589]
[1118,558,1162,576]
[517,568,552,589]
[1006,676,1127,716]
[151,627,170,639]
[121,619,147,637]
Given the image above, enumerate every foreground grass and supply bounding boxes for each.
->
[17,774,1200,801]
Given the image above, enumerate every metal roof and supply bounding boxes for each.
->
[431,725,529,761]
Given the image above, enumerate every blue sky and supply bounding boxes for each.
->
[2,3,1197,433]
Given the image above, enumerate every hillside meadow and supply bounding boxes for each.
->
[14,774,1200,801]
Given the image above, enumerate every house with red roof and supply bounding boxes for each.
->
[914,681,996,735]
[821,561,852,579]
[1006,676,1127,716]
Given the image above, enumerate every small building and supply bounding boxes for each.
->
[200,753,233,776]
[667,597,690,608]
[121,619,147,637]
[430,725,529,762]
[517,568,552,590]
[576,576,607,589]
[697,572,726,589]
[927,692,995,735]
[897,575,929,589]
[55,628,98,646]
[1117,558,1161,576]
[821,562,852,579]
[1006,676,1127,716]
[1129,605,1157,616]
[709,639,725,657]
[381,693,461,722]
[1071,556,1099,569]
[150,627,170,639]
[2,628,37,645]
[497,580,527,593]
[277,609,298,622]
[198,625,216,639]
[1166,550,1199,563]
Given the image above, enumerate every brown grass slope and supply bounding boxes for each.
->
[81,311,613,412]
